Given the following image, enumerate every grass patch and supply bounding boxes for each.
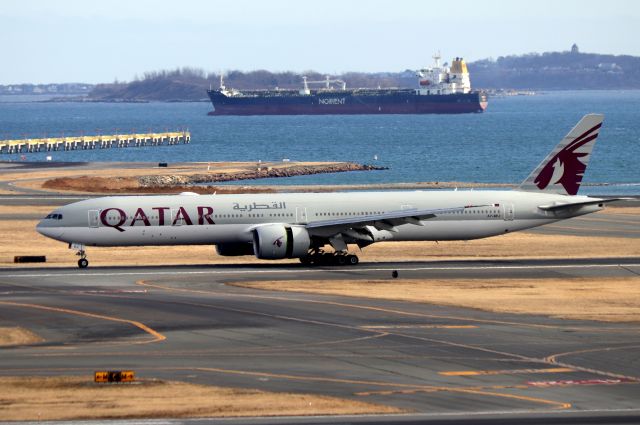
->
[0,327,43,346]
[235,277,640,323]
[0,376,401,421]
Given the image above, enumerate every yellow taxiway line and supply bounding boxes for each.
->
[191,366,571,410]
[439,367,575,376]
[0,301,165,344]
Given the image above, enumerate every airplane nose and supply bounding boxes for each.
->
[36,221,64,240]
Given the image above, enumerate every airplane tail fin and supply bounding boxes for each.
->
[518,114,604,196]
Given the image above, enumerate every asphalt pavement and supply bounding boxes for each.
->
[1,258,640,424]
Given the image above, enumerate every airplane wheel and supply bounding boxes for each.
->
[347,255,359,265]
[336,255,346,265]
[78,258,89,269]
[317,254,330,265]
[299,256,312,265]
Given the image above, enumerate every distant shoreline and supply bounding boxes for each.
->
[5,89,640,104]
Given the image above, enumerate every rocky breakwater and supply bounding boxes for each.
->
[39,162,388,194]
[138,162,387,187]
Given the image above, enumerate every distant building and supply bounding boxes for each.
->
[571,43,580,54]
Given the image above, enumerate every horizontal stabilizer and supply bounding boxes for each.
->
[537,198,628,212]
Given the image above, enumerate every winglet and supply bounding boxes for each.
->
[518,114,604,196]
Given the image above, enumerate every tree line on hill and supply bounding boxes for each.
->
[88,68,417,101]
[470,49,640,89]
[87,49,640,101]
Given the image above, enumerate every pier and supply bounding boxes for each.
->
[0,131,190,154]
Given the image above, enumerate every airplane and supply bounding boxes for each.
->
[37,114,622,269]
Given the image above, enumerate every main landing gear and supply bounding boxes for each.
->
[299,250,359,266]
[71,243,89,269]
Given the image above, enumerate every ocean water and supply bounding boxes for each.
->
[1,91,639,194]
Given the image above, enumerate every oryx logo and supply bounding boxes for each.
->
[534,123,601,195]
[273,237,284,248]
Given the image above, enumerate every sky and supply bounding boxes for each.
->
[1,0,639,84]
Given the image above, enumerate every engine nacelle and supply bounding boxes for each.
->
[253,224,311,259]
[215,242,255,257]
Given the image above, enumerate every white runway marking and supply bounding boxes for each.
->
[1,263,639,279]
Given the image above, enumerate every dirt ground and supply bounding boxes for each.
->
[0,205,56,216]
[0,376,400,421]
[235,277,640,323]
[601,206,640,215]
[2,162,290,182]
[0,161,347,194]
[0,327,43,346]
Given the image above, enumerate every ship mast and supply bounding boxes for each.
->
[432,51,441,68]
[300,76,311,95]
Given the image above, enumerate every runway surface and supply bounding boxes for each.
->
[1,258,640,424]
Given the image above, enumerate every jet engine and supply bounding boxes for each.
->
[215,242,255,256]
[253,224,311,259]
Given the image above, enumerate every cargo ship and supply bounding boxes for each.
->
[207,55,487,116]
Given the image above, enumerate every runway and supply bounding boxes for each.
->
[1,258,640,424]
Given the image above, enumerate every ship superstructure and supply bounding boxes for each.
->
[416,54,471,95]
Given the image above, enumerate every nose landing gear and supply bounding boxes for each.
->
[70,243,89,269]
[78,256,89,269]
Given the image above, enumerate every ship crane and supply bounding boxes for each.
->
[302,75,347,93]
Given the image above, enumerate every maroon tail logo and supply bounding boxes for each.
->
[534,123,601,195]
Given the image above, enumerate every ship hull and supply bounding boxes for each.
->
[207,90,487,116]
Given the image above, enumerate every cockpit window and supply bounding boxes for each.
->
[45,213,63,220]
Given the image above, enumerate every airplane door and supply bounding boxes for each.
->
[296,207,308,224]
[503,203,515,221]
[88,210,100,228]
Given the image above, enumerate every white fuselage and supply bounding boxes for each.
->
[36,190,602,247]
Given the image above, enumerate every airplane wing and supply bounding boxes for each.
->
[305,204,490,233]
